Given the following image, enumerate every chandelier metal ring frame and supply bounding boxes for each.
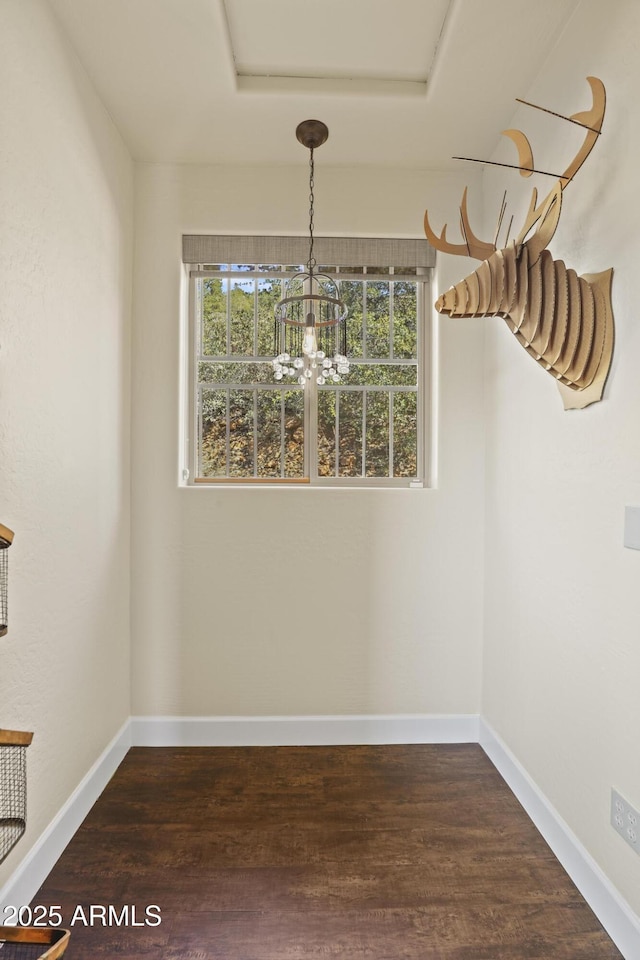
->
[275,290,348,326]
[273,120,349,388]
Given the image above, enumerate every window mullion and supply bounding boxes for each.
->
[307,379,318,481]
[363,276,368,360]
[388,391,394,479]
[280,393,285,479]
[362,389,367,478]
[197,384,203,479]
[390,271,395,360]
[253,389,258,478]
[254,279,259,356]
[226,279,231,356]
[189,277,200,481]
[416,275,426,484]
[335,390,340,477]
[225,390,230,475]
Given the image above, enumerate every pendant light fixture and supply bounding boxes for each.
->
[273,120,349,387]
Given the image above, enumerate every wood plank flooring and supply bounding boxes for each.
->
[31,745,623,958]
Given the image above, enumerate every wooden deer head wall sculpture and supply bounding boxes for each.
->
[425,76,614,409]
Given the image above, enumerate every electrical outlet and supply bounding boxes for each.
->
[611,789,640,854]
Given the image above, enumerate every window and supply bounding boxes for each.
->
[182,237,434,487]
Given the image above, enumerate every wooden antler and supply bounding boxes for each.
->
[425,77,606,261]
[424,187,497,261]
[513,76,605,249]
[514,181,563,265]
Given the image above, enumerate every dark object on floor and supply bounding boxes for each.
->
[0,926,70,960]
[0,730,33,864]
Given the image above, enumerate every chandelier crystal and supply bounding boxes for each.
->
[273,120,349,387]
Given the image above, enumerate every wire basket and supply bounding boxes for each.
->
[0,927,70,960]
[0,731,33,865]
[0,525,14,638]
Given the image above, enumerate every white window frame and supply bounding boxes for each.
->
[181,237,435,489]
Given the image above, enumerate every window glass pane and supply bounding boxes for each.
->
[256,391,282,479]
[229,278,254,355]
[336,266,363,276]
[284,390,304,478]
[336,364,417,387]
[393,392,418,477]
[338,391,363,477]
[365,266,390,276]
[198,361,275,385]
[392,266,417,275]
[199,388,227,478]
[365,391,390,477]
[201,278,227,356]
[257,277,281,356]
[228,389,255,477]
[366,281,390,358]
[341,281,363,358]
[317,391,336,478]
[393,280,418,358]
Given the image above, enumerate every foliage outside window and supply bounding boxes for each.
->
[187,262,428,486]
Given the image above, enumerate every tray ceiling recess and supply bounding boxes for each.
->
[221,0,452,96]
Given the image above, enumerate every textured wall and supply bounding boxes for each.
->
[131,163,486,718]
[481,0,640,917]
[0,0,132,889]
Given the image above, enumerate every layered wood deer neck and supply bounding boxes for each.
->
[425,76,614,409]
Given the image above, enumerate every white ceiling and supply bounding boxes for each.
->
[224,0,450,92]
[49,0,581,169]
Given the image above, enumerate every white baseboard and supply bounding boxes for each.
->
[480,719,640,960]
[0,719,131,915]
[130,713,480,747]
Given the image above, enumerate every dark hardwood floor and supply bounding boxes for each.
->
[31,744,623,958]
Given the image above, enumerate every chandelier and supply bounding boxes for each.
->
[273,120,349,388]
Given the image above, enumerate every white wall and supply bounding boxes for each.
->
[481,0,640,916]
[0,0,132,889]
[1,0,638,937]
[3,0,638,936]
[131,163,486,717]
